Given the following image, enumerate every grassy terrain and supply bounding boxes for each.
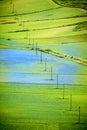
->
[0,0,87,45]
[52,0,87,10]
[0,82,87,130]
[0,0,57,16]
[74,21,87,31]
[0,0,87,130]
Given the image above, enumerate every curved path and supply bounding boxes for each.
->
[37,48,87,67]
[1,44,87,67]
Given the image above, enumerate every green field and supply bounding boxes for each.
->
[0,83,87,130]
[0,0,87,44]
[0,0,87,130]
[52,0,87,10]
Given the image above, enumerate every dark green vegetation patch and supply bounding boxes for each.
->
[53,0,87,9]
[74,21,87,31]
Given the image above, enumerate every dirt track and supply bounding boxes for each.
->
[38,48,87,67]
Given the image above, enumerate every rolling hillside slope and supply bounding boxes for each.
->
[52,0,87,9]
[0,0,87,56]
[0,1,87,130]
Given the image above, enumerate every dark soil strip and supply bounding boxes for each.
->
[1,15,87,25]
[8,21,86,33]
[0,7,60,18]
